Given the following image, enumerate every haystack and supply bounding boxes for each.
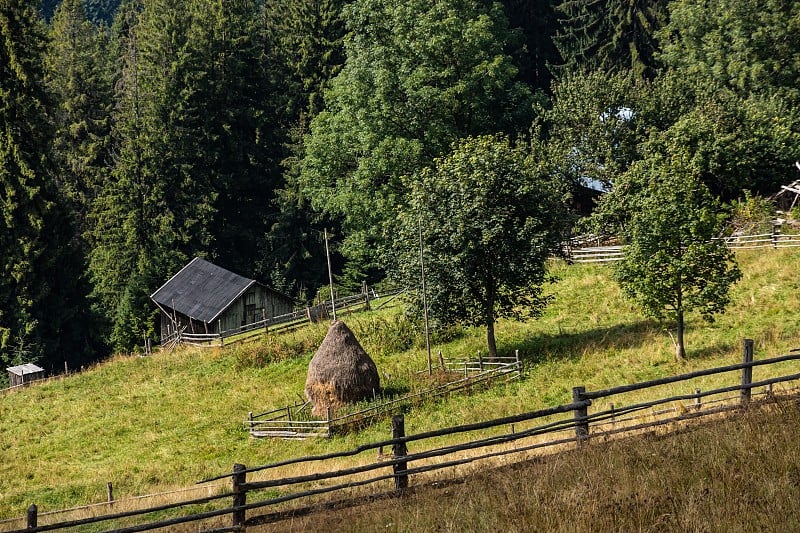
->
[305,320,380,417]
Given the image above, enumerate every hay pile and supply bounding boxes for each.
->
[305,320,380,417]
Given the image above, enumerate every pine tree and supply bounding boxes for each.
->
[90,0,199,351]
[91,0,285,350]
[45,0,114,238]
[554,0,667,78]
[1,0,101,375]
[501,0,562,92]
[183,0,279,277]
[261,0,349,297]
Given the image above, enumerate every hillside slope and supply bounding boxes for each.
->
[271,397,800,532]
[1,248,799,520]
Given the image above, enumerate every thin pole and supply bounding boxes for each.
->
[419,218,431,375]
[324,228,337,321]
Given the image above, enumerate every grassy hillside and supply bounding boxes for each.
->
[1,248,800,522]
[277,398,800,532]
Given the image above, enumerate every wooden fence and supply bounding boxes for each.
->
[247,354,522,439]
[11,340,800,532]
[162,289,403,349]
[566,229,800,263]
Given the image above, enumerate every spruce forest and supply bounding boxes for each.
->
[2,0,799,381]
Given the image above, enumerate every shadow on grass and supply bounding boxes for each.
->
[687,340,739,361]
[500,320,661,364]
[502,319,738,365]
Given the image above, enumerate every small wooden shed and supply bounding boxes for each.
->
[150,257,294,342]
[7,363,45,387]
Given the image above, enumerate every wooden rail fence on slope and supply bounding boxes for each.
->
[161,288,404,349]
[10,339,800,532]
[247,354,522,439]
[565,229,800,264]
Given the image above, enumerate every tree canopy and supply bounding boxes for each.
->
[391,135,568,359]
[4,0,800,369]
[594,145,742,360]
[299,0,533,280]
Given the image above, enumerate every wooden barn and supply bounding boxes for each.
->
[150,257,294,343]
[7,363,45,387]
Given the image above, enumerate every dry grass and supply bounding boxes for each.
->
[262,397,800,532]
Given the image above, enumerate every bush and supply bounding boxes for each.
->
[728,192,776,235]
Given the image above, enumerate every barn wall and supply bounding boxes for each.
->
[217,286,294,333]
[160,310,218,341]
[158,284,294,339]
[8,370,45,387]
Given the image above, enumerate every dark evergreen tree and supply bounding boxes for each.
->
[40,0,122,25]
[554,0,668,78]
[45,0,114,238]
[501,0,561,92]
[260,0,349,298]
[91,0,286,350]
[90,0,200,351]
[182,0,278,277]
[1,0,102,376]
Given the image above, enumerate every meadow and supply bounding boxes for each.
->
[1,247,799,527]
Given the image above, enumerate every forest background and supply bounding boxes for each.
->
[2,0,800,383]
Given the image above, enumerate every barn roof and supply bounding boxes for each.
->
[150,257,260,324]
[7,363,45,376]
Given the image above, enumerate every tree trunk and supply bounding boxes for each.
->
[675,308,686,361]
[486,320,497,360]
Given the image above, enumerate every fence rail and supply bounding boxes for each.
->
[162,288,404,349]
[247,355,522,439]
[565,230,800,263]
[12,339,800,532]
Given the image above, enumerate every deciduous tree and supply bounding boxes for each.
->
[391,135,568,359]
[300,0,533,281]
[595,146,742,360]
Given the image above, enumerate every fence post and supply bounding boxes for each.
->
[741,339,754,405]
[572,386,589,444]
[392,415,409,490]
[232,463,247,529]
[26,504,37,529]
[107,482,113,503]
[694,388,702,410]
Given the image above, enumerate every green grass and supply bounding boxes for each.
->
[1,248,799,523]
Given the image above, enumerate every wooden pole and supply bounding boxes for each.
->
[107,482,113,503]
[26,504,37,529]
[419,219,432,376]
[392,415,408,490]
[232,463,246,528]
[741,338,754,405]
[324,228,337,322]
[572,386,589,444]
